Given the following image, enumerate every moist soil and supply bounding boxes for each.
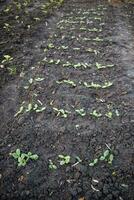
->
[0,0,134,199]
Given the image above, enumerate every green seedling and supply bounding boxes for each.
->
[93,37,103,42]
[2,55,13,63]
[56,79,76,87]
[90,110,102,118]
[99,149,114,164]
[115,109,120,116]
[102,81,113,88]
[84,82,101,89]
[55,59,61,64]
[96,62,114,69]
[24,77,44,89]
[86,48,100,55]
[105,111,113,119]
[53,107,70,118]
[35,77,44,82]
[72,156,82,167]
[84,81,113,89]
[73,62,91,69]
[3,23,11,31]
[48,43,55,49]
[75,108,86,116]
[15,102,46,117]
[32,103,46,113]
[63,61,71,67]
[10,149,39,167]
[49,160,57,170]
[58,155,71,165]
[80,27,86,31]
[89,149,114,167]
[88,28,102,32]
[89,158,98,166]
[61,45,68,50]
[94,17,102,20]
[8,65,17,75]
[34,17,40,21]
[73,47,80,51]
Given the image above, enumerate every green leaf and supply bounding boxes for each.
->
[60,160,65,165]
[16,149,21,157]
[103,150,110,158]
[14,106,24,117]
[11,152,19,159]
[58,155,64,158]
[65,156,70,164]
[35,107,46,113]
[30,154,39,160]
[108,154,114,164]
[27,152,32,156]
[89,158,98,166]
[100,156,105,161]
[29,78,33,84]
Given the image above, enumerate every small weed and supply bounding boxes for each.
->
[58,155,71,165]
[10,149,39,167]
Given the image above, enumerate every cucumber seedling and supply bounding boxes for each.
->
[53,107,71,118]
[96,62,114,69]
[56,79,76,87]
[49,160,57,170]
[75,108,86,116]
[10,149,39,167]
[90,110,102,118]
[58,155,71,166]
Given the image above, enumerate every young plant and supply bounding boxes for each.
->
[2,55,13,63]
[90,110,102,118]
[89,149,114,167]
[89,158,98,166]
[75,108,86,116]
[53,107,70,118]
[56,79,76,87]
[49,160,57,170]
[48,43,55,49]
[96,62,114,69]
[99,149,114,164]
[93,37,103,42]
[58,155,71,165]
[84,81,113,89]
[105,111,113,119]
[10,149,39,167]
[7,65,17,75]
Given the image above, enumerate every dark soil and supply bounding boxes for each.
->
[0,0,134,200]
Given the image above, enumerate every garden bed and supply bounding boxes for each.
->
[0,0,134,199]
